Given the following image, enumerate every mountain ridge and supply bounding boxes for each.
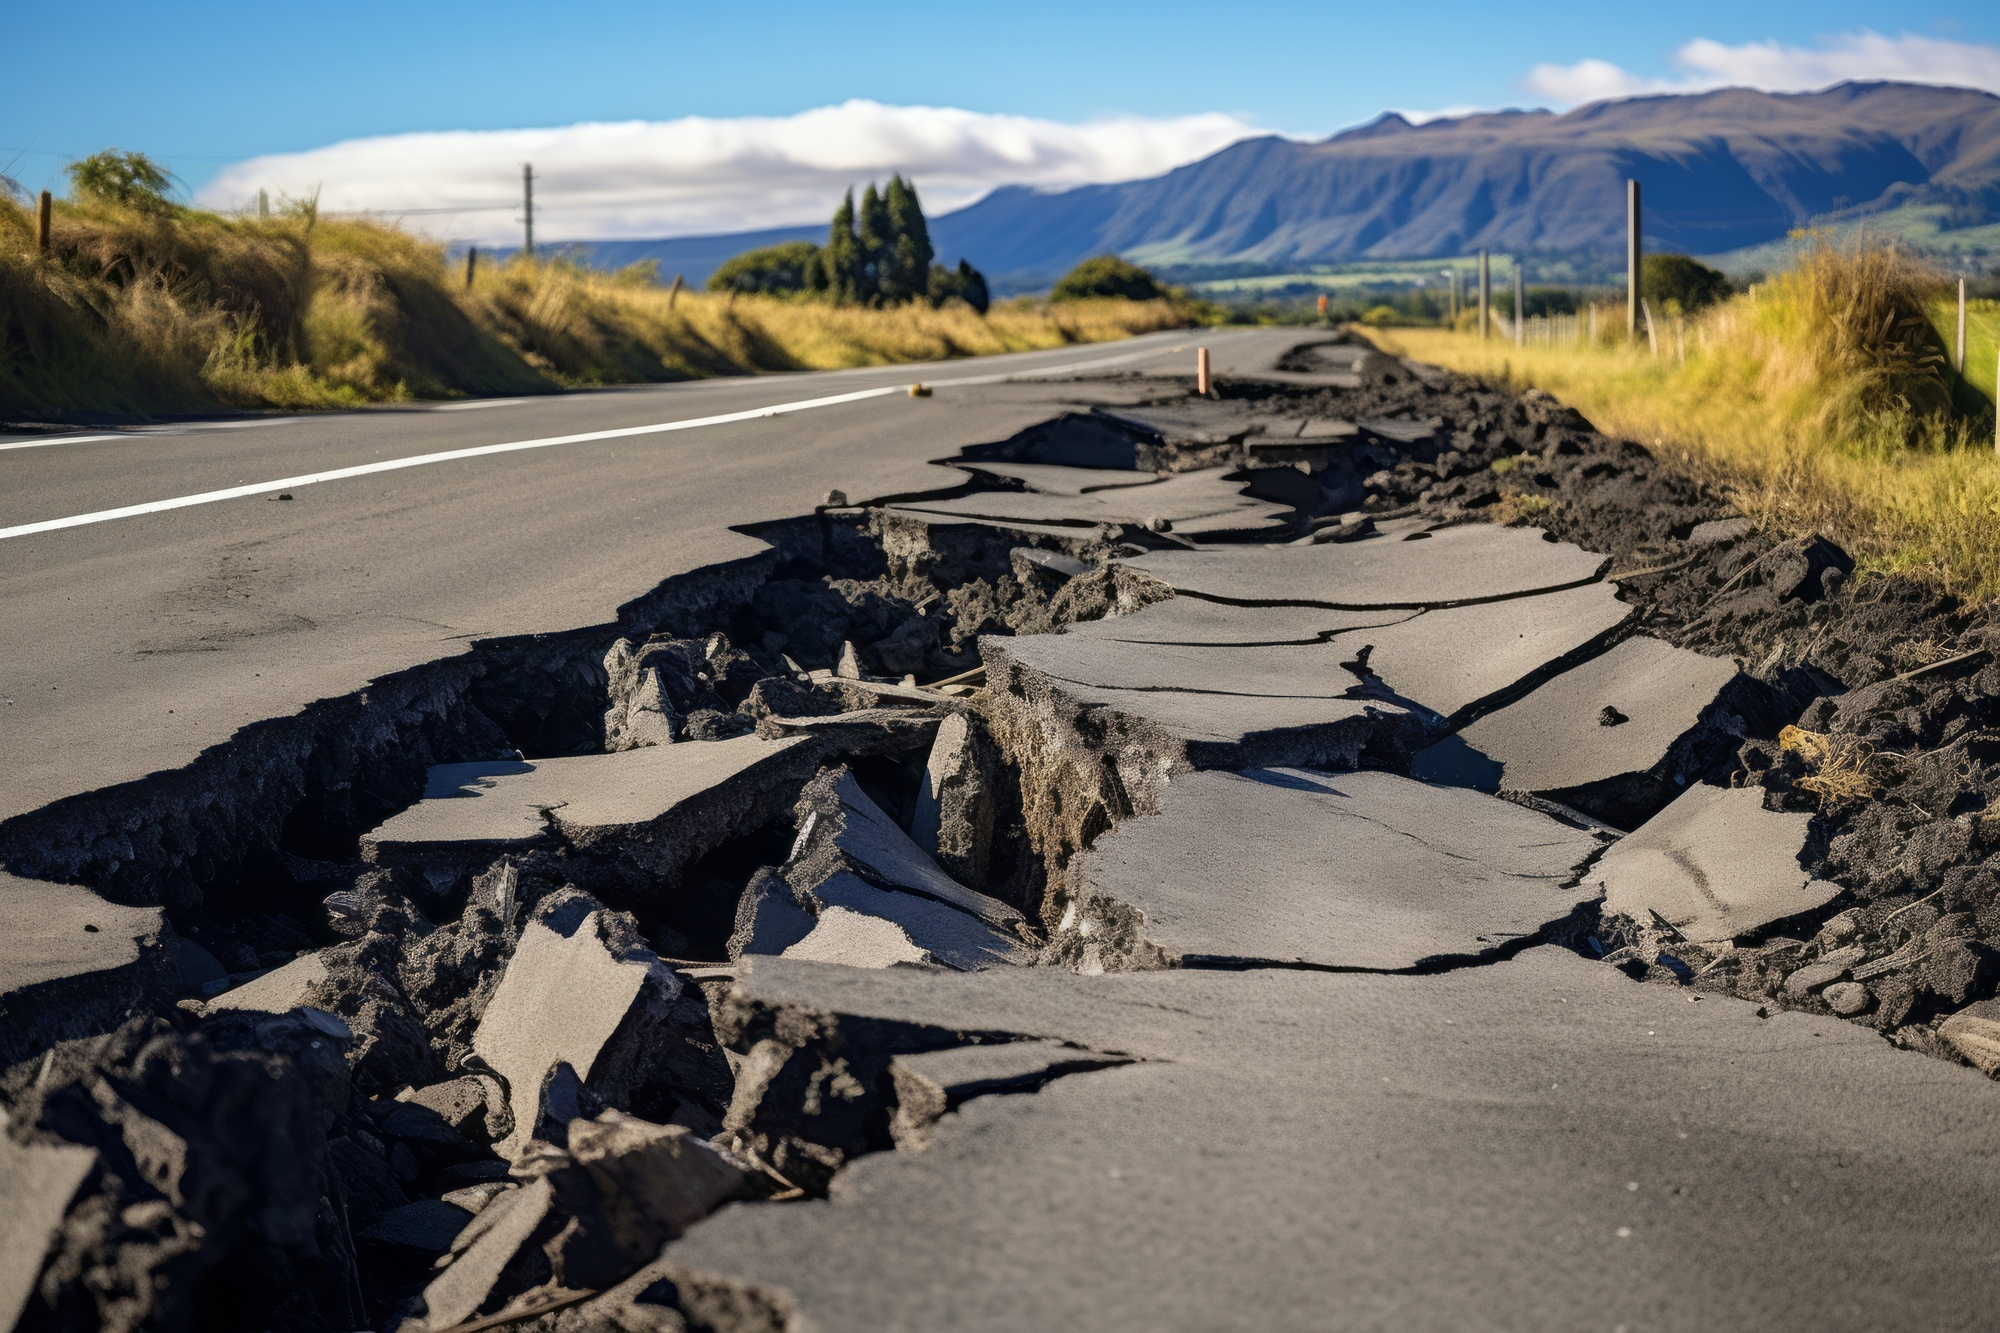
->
[531,82,2000,290]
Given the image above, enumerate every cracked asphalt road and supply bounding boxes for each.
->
[0,332,1256,824]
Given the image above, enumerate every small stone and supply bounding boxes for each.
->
[1940,999,2000,1074]
[1147,516,1173,533]
[1823,982,1870,1016]
[440,1182,516,1213]
[1818,911,1859,945]
[1783,962,1847,998]
[1598,705,1629,727]
[837,640,864,681]
[824,489,848,507]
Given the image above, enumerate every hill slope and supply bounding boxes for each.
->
[930,82,2000,285]
[534,83,2000,292]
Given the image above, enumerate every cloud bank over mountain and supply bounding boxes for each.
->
[198,100,1266,244]
[1523,31,2000,106]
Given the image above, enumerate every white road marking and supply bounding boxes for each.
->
[0,334,1214,542]
[0,385,899,541]
[0,433,125,453]
[430,398,528,411]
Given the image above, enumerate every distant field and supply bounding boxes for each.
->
[1359,246,2000,598]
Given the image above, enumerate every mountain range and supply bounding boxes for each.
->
[543,82,2000,291]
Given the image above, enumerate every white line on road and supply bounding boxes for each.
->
[0,336,1209,541]
[0,386,900,542]
[0,434,126,453]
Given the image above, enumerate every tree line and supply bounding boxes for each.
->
[709,175,989,313]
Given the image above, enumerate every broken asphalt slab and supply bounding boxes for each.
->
[360,734,817,903]
[657,950,2000,1331]
[1589,781,1828,944]
[1054,581,1634,725]
[0,871,174,1067]
[1053,768,1602,972]
[895,467,1292,538]
[1411,635,1752,827]
[1121,522,1608,608]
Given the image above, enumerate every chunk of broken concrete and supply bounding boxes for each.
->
[537,1111,748,1289]
[782,905,935,968]
[795,872,1026,970]
[472,892,688,1159]
[0,871,175,1067]
[1411,636,1749,828]
[912,712,998,887]
[203,950,329,1014]
[787,768,1025,935]
[416,1175,558,1329]
[361,734,816,908]
[1587,783,1822,944]
[1055,768,1600,972]
[729,867,819,961]
[1122,522,1606,608]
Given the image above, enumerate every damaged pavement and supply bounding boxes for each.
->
[11,330,2000,1328]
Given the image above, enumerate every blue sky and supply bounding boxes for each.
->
[7,1,1996,241]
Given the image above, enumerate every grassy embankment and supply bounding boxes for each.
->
[0,197,1196,419]
[1358,243,2000,598]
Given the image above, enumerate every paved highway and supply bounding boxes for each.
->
[0,331,1276,827]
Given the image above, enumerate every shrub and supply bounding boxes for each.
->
[708,241,823,296]
[1052,256,1166,302]
[66,150,177,210]
[927,260,990,315]
[1641,254,1732,314]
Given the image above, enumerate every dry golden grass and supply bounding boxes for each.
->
[0,198,1195,418]
[1780,725,1885,804]
[1361,241,2000,598]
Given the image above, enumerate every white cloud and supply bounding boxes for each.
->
[198,100,1264,244]
[1520,30,2000,107]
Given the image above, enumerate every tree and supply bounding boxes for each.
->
[1641,254,1732,314]
[856,183,890,305]
[826,190,861,303]
[1051,256,1167,302]
[66,150,176,209]
[928,259,990,314]
[708,241,823,295]
[882,175,933,304]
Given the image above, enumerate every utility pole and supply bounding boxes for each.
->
[1513,260,1525,348]
[522,163,535,258]
[1627,178,1641,341]
[1479,250,1491,341]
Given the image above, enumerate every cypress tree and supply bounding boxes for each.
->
[883,174,934,303]
[857,183,890,305]
[826,190,859,304]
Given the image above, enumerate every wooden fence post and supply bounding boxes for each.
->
[1958,278,1968,374]
[1197,346,1211,396]
[1479,250,1490,341]
[1513,262,1525,348]
[465,246,478,289]
[37,190,52,254]
[1627,178,1641,341]
[668,273,684,308]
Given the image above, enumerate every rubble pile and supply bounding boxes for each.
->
[12,333,2000,1327]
